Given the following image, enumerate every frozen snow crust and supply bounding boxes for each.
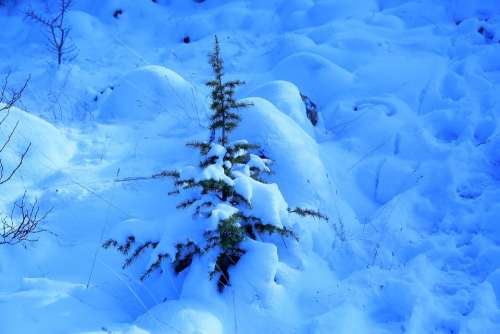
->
[1,0,500,333]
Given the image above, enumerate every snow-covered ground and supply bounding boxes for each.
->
[1,0,500,333]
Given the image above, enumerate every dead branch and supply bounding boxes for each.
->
[25,0,75,65]
[0,192,51,245]
[0,72,29,116]
[0,74,31,185]
[0,74,48,246]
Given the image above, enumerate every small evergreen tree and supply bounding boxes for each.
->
[206,35,251,145]
[104,36,327,292]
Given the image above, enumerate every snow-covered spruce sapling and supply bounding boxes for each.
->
[104,36,327,292]
[26,0,76,65]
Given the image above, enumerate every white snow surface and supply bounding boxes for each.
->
[0,0,500,333]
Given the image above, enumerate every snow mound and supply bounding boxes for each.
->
[66,10,106,41]
[136,302,223,334]
[99,65,206,125]
[233,97,331,206]
[451,0,500,21]
[232,240,281,298]
[0,106,75,202]
[249,80,314,135]
[307,0,379,23]
[308,304,384,334]
[273,52,354,104]
[232,97,348,256]
[0,277,114,334]
[232,173,288,229]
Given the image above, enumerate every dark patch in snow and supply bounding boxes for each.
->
[300,93,318,126]
[113,9,123,19]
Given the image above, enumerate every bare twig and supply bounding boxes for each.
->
[0,192,51,245]
[0,72,29,116]
[114,170,180,183]
[0,74,48,246]
[0,142,31,185]
[26,0,75,65]
[0,74,31,185]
